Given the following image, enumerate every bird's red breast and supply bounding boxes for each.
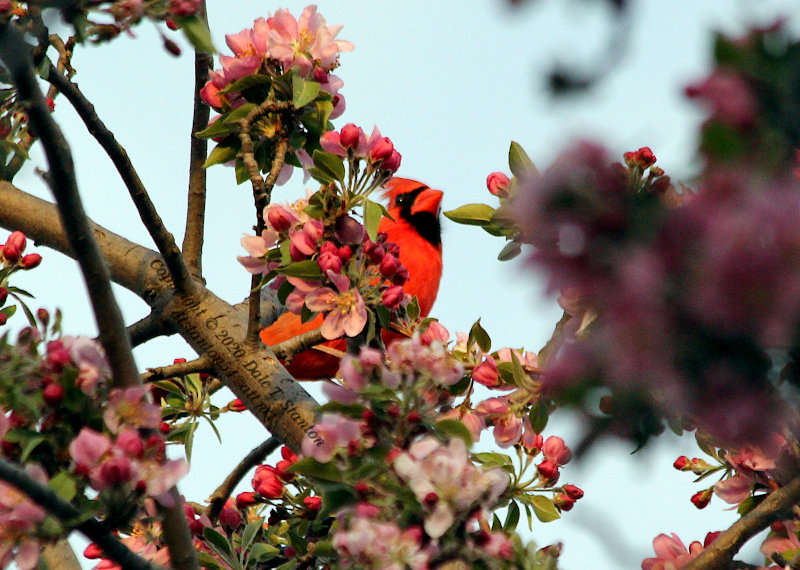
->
[260,178,444,380]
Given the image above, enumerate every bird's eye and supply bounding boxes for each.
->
[395,193,410,206]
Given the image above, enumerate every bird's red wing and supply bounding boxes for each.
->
[260,312,346,380]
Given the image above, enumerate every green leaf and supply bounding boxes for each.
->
[443,203,496,226]
[509,141,537,179]
[218,74,271,95]
[510,350,528,387]
[434,419,473,447]
[301,100,333,135]
[204,144,238,168]
[292,75,321,109]
[363,199,385,243]
[0,305,16,318]
[473,452,513,468]
[504,500,520,531]
[311,150,345,183]
[738,494,766,516]
[20,435,46,462]
[469,319,491,353]
[178,15,215,54]
[240,519,263,556]
[152,380,183,396]
[6,286,32,298]
[195,119,237,140]
[531,495,561,522]
[288,457,344,482]
[277,260,324,280]
[197,552,226,570]
[49,472,77,503]
[203,527,233,559]
[528,400,549,434]
[319,487,357,519]
[248,543,279,563]
[222,103,258,124]
[498,240,522,261]
[406,297,420,322]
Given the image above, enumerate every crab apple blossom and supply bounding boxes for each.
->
[304,271,368,339]
[642,533,707,570]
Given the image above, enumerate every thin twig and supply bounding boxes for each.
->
[182,31,213,278]
[45,62,197,296]
[0,459,159,570]
[270,327,326,360]
[127,312,174,347]
[206,437,280,522]
[685,477,800,569]
[142,355,212,383]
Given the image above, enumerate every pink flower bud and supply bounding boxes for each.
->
[486,172,510,196]
[537,458,559,480]
[382,150,402,172]
[673,456,690,470]
[20,253,42,269]
[252,465,283,498]
[334,214,366,244]
[236,491,257,509]
[303,496,322,511]
[6,231,26,253]
[266,205,297,233]
[370,137,394,162]
[0,287,7,305]
[99,455,133,486]
[318,251,342,274]
[219,500,242,528]
[364,241,385,264]
[84,544,104,559]
[0,313,7,326]
[420,321,450,345]
[391,266,409,286]
[379,254,401,278]
[691,489,712,509]
[115,428,144,458]
[338,245,353,262]
[228,398,247,412]
[554,493,575,511]
[563,484,584,500]
[37,308,49,326]
[42,383,64,406]
[543,436,572,466]
[381,285,405,309]
[339,123,362,149]
[473,358,500,387]
[2,243,20,263]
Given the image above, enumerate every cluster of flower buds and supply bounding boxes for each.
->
[1,231,41,270]
[239,195,414,340]
[322,123,402,179]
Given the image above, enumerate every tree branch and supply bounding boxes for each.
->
[142,355,212,383]
[45,62,197,297]
[206,437,280,523]
[0,459,159,570]
[127,312,175,348]
[182,44,213,279]
[270,327,325,360]
[685,478,800,569]
[0,180,320,452]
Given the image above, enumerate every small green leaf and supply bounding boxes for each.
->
[0,305,16,318]
[292,75,321,109]
[443,203,496,226]
[288,457,343,482]
[406,297,420,321]
[20,435,46,462]
[218,74,271,95]
[49,472,77,503]
[240,519,263,555]
[152,380,183,396]
[203,527,233,558]
[311,150,345,183]
[510,351,528,387]
[498,240,522,261]
[277,260,324,280]
[509,141,537,179]
[737,494,766,516]
[473,452,513,468]
[363,199,384,243]
[178,15,215,54]
[248,543,279,562]
[531,495,561,522]
[196,552,226,570]
[221,103,258,124]
[319,487,357,519]
[204,144,238,168]
[434,419,473,447]
[469,319,491,353]
[528,400,549,434]
[195,119,237,140]
[504,501,520,531]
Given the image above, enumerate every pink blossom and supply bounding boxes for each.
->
[62,336,111,396]
[386,335,464,387]
[493,413,523,448]
[713,474,752,505]
[267,5,354,77]
[69,427,112,468]
[237,230,278,275]
[438,409,485,440]
[103,386,162,434]
[305,271,368,339]
[284,276,320,313]
[420,321,450,346]
[393,436,508,538]
[332,516,429,569]
[301,413,362,463]
[642,533,708,570]
[472,357,500,388]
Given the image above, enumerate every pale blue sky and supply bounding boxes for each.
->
[10,1,800,567]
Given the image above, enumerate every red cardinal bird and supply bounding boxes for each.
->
[260,178,443,379]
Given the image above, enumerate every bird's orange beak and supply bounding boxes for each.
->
[410,188,444,216]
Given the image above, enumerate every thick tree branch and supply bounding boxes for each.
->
[685,477,800,569]
[0,180,319,451]
[45,62,197,297]
[182,47,213,279]
[206,437,280,523]
[0,459,158,570]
